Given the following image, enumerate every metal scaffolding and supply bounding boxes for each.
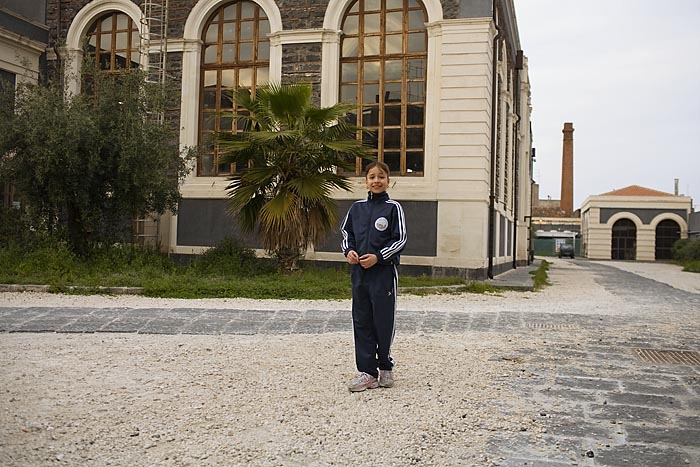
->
[134,0,170,247]
[139,0,169,85]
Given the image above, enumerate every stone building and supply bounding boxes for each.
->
[580,185,692,261]
[45,0,534,278]
[1,0,49,207]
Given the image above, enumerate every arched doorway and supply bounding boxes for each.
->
[655,219,680,260]
[611,218,636,260]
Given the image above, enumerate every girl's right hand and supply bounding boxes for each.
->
[347,250,359,265]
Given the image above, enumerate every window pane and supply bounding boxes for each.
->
[221,69,235,88]
[240,21,254,40]
[204,45,218,63]
[220,114,233,131]
[239,43,253,61]
[386,0,403,9]
[223,22,236,41]
[259,20,270,37]
[344,109,358,126]
[88,34,97,49]
[384,128,401,149]
[407,81,424,101]
[342,37,358,57]
[385,60,402,81]
[407,32,426,52]
[200,153,215,176]
[115,32,127,50]
[101,16,113,32]
[349,1,359,13]
[205,24,218,42]
[342,62,358,82]
[364,36,380,55]
[341,84,357,103]
[222,44,235,62]
[364,14,380,34]
[386,11,403,33]
[204,70,217,88]
[116,14,128,30]
[115,51,127,69]
[363,130,379,150]
[239,68,254,88]
[362,106,379,126]
[202,91,217,109]
[407,58,425,79]
[220,91,234,109]
[406,104,424,124]
[384,105,401,125]
[363,61,380,81]
[386,34,402,54]
[343,15,358,35]
[408,10,425,30]
[406,127,424,148]
[384,82,402,102]
[257,67,269,84]
[362,83,380,104]
[258,41,270,60]
[202,113,216,131]
[365,0,381,11]
[384,152,401,173]
[406,151,424,173]
[223,4,237,20]
[241,2,255,18]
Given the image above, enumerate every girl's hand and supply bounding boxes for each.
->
[359,253,377,269]
[347,250,359,265]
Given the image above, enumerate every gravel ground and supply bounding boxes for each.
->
[0,258,697,467]
[0,332,541,467]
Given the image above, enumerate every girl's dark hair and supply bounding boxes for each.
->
[364,161,390,177]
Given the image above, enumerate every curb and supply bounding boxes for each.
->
[0,284,144,295]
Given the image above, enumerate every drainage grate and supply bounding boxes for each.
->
[635,349,700,365]
[527,323,576,330]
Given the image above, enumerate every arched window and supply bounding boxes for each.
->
[85,12,140,73]
[198,1,271,176]
[655,219,680,260]
[339,0,427,176]
[611,218,637,260]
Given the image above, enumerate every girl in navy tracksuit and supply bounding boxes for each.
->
[340,161,407,392]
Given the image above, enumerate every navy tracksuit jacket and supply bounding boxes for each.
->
[340,191,407,378]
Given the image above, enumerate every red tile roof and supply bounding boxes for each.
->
[600,185,674,197]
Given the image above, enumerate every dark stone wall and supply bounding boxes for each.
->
[179,198,438,256]
[281,43,322,104]
[599,208,688,225]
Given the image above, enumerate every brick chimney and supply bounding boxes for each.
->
[560,122,574,214]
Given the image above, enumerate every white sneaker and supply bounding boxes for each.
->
[348,372,379,392]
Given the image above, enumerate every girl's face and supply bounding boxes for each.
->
[365,166,390,194]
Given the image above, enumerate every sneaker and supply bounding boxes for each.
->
[348,372,379,392]
[378,370,394,388]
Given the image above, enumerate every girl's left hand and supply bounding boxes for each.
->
[359,254,378,269]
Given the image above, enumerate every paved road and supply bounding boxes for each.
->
[1,259,699,467]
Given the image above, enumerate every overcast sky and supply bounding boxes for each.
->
[514,0,700,210]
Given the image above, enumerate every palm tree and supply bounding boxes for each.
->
[217,83,368,272]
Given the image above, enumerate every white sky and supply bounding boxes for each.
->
[514,0,700,210]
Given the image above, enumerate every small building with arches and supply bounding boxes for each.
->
[580,185,692,261]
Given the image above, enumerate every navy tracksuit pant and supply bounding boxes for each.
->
[351,262,397,378]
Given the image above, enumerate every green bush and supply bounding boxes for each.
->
[190,237,273,276]
[672,238,700,262]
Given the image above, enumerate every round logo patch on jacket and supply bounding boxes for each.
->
[374,217,389,232]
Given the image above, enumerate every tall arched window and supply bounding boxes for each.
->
[199,1,271,176]
[611,218,637,260]
[339,0,427,176]
[85,12,140,73]
[655,219,680,260]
